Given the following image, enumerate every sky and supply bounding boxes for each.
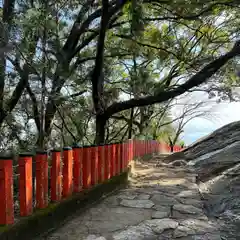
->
[178,96,240,145]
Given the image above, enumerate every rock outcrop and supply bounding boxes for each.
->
[164,120,240,239]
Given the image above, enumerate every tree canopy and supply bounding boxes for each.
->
[0,0,240,150]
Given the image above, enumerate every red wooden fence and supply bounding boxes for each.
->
[0,140,183,225]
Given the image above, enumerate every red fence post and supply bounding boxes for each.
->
[0,155,14,225]
[122,143,126,170]
[113,144,117,176]
[126,142,129,168]
[72,144,82,193]
[124,142,128,170]
[125,142,128,165]
[132,140,135,158]
[108,144,111,179]
[144,141,146,155]
[140,140,142,156]
[119,143,123,173]
[19,153,33,217]
[104,145,108,180]
[62,147,73,198]
[36,151,48,209]
[82,147,87,189]
[104,145,111,179]
[128,140,133,164]
[115,143,120,175]
[91,146,98,186]
[134,139,137,158]
[108,144,113,178]
[136,140,138,158]
[137,141,140,156]
[82,146,91,189]
[98,145,104,183]
[51,150,61,202]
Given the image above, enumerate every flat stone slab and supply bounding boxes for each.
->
[113,218,179,240]
[179,219,218,234]
[173,204,203,215]
[112,224,156,240]
[116,192,138,200]
[120,199,154,209]
[85,235,106,240]
[152,210,170,219]
[173,226,196,238]
[177,190,200,198]
[177,198,203,208]
[150,194,179,206]
[144,218,179,234]
[137,194,151,200]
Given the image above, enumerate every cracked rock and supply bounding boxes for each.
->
[120,199,154,208]
[173,226,195,238]
[137,194,151,200]
[144,218,179,234]
[173,204,203,215]
[112,224,156,240]
[180,219,217,234]
[177,190,200,198]
[85,235,106,240]
[117,193,137,200]
[177,198,203,208]
[151,211,169,219]
[151,194,179,206]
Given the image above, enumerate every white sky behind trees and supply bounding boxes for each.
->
[175,91,240,145]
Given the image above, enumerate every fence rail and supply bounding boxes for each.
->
[0,139,183,225]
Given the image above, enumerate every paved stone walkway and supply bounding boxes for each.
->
[44,155,221,240]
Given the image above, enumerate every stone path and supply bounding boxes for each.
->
[43,155,221,240]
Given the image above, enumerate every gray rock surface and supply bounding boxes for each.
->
[45,157,220,240]
[173,204,203,215]
[151,210,169,219]
[120,199,155,208]
[167,120,240,239]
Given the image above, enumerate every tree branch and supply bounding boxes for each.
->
[144,1,237,21]
[91,0,111,115]
[104,44,239,118]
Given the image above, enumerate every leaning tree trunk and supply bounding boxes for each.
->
[95,114,107,145]
[168,136,174,152]
[128,107,134,139]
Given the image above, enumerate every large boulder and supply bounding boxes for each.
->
[183,120,240,160]
[166,120,240,239]
[164,120,240,180]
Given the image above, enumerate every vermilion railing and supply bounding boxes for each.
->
[0,140,183,225]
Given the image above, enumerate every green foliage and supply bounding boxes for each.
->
[0,0,239,149]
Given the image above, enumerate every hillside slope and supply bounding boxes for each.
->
[167,120,240,239]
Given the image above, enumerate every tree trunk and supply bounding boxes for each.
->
[36,133,45,149]
[128,107,134,139]
[168,136,174,152]
[95,114,107,145]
